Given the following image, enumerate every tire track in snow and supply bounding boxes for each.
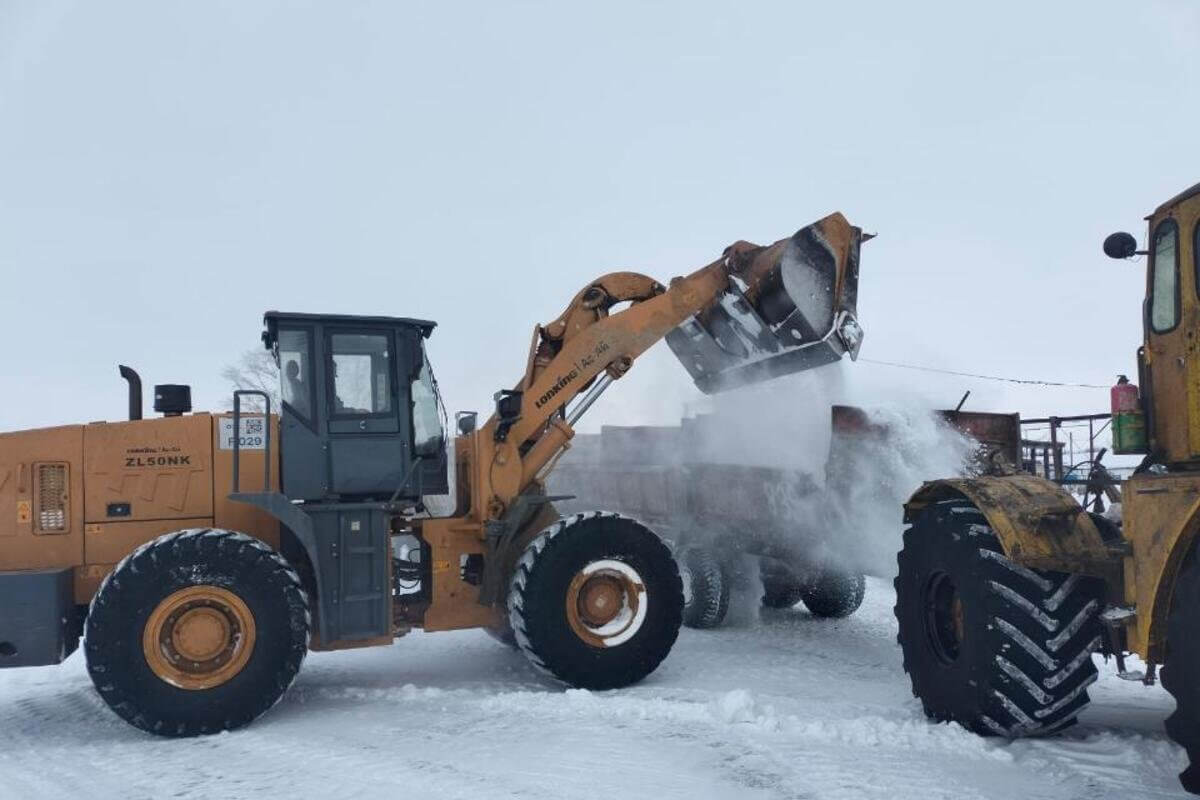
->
[0,578,1191,799]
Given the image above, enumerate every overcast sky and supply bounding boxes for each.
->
[2,1,1197,459]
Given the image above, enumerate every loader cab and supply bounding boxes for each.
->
[262,311,448,503]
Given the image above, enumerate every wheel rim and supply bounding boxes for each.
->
[565,559,648,648]
[923,572,964,665]
[143,585,257,690]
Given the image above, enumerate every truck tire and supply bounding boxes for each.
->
[894,499,1103,737]
[84,528,310,737]
[680,546,729,628]
[802,571,866,618]
[762,582,806,609]
[1163,538,1200,793]
[508,512,683,689]
[760,560,806,609]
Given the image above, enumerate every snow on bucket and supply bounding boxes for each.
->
[665,212,865,394]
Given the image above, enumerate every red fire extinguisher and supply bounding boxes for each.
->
[1111,375,1140,414]
[1111,375,1147,454]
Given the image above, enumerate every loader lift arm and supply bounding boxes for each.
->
[462,211,866,527]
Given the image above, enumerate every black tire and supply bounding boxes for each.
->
[1163,538,1200,794]
[802,571,866,618]
[85,528,310,736]
[894,499,1104,737]
[680,546,729,628]
[762,581,806,609]
[508,512,683,689]
[760,560,806,609]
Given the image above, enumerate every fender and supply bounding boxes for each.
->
[904,474,1118,578]
[228,491,329,640]
[1122,473,1200,661]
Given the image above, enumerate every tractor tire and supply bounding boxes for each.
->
[85,529,310,737]
[894,499,1104,737]
[680,546,729,628]
[760,560,806,609]
[802,571,866,618]
[507,512,683,690]
[1163,538,1200,794]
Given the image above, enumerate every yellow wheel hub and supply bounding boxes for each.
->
[143,585,256,690]
[564,560,648,648]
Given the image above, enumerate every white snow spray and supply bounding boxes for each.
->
[546,361,979,625]
[691,366,978,580]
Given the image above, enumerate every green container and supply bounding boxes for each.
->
[1112,411,1148,455]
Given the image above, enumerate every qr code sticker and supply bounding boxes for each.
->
[245,418,264,435]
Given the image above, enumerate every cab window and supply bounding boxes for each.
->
[1194,220,1200,300]
[1150,219,1179,333]
[278,327,314,421]
[330,333,393,416]
[411,354,444,456]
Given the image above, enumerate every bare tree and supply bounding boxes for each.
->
[221,348,279,411]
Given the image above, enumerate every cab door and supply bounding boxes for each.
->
[1145,196,1200,463]
[1182,202,1200,459]
[324,328,412,498]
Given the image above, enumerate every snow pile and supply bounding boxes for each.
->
[0,578,1187,799]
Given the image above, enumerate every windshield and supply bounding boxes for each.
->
[330,332,393,415]
[411,344,446,456]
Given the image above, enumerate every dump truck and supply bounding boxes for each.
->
[0,213,865,735]
[893,182,1200,793]
[548,405,1023,630]
[545,410,872,629]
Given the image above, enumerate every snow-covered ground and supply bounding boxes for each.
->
[0,578,1187,800]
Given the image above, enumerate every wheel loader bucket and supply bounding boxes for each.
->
[666,212,864,394]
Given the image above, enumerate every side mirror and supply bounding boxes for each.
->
[455,411,478,436]
[1103,231,1139,260]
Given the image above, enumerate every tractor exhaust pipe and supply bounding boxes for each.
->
[118,364,143,421]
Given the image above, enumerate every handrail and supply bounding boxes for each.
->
[232,390,271,494]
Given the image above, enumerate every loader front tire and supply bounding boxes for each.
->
[680,546,729,628]
[85,529,309,737]
[1163,538,1200,794]
[894,500,1103,737]
[508,512,683,689]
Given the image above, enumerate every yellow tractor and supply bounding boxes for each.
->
[894,182,1200,793]
[0,213,866,736]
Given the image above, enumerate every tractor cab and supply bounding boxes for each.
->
[1105,183,1200,465]
[261,311,449,504]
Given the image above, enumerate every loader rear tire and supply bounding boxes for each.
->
[508,512,683,690]
[680,546,729,628]
[85,529,309,737]
[894,500,1104,737]
[802,571,866,619]
[1163,538,1200,794]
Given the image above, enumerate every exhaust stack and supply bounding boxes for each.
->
[666,212,865,394]
[118,364,143,421]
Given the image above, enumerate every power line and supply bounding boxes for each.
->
[859,358,1109,389]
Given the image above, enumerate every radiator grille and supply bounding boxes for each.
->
[35,463,68,532]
